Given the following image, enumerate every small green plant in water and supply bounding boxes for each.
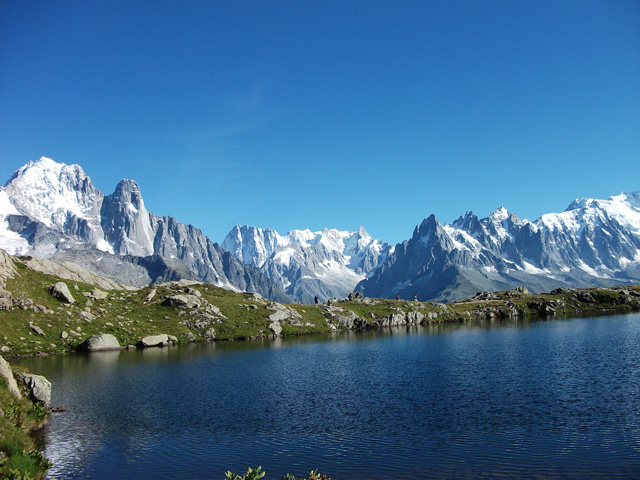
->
[225,466,266,480]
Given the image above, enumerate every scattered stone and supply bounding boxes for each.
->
[29,322,45,336]
[79,310,96,322]
[0,346,10,353]
[145,289,157,302]
[87,288,108,300]
[18,373,51,408]
[186,287,202,297]
[51,406,66,412]
[184,332,196,342]
[49,282,76,304]
[203,328,216,340]
[77,333,122,352]
[249,292,265,302]
[60,331,68,339]
[0,355,21,398]
[34,304,49,312]
[85,299,93,307]
[0,290,12,311]
[205,304,225,317]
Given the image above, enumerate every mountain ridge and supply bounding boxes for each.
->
[1,157,638,303]
[356,191,640,301]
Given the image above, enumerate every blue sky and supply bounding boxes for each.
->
[1,1,638,245]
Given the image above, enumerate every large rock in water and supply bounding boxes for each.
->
[77,333,122,352]
[0,355,21,399]
[18,373,51,408]
[49,282,76,303]
[139,334,169,348]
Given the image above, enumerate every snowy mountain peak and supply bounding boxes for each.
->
[2,156,101,230]
[566,197,598,212]
[489,206,510,222]
[608,191,640,209]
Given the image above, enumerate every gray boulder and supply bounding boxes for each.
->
[0,355,21,399]
[84,288,108,300]
[77,333,122,352]
[49,282,76,304]
[18,373,51,408]
[139,334,169,347]
[162,294,202,309]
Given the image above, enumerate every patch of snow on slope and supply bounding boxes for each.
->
[0,190,29,254]
[95,239,114,254]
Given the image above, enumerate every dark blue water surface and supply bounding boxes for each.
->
[15,313,640,479]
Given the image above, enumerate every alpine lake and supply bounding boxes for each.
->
[14,312,640,480]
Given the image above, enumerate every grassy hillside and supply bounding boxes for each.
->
[0,254,639,358]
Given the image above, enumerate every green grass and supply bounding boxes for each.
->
[0,377,51,479]
[2,256,640,358]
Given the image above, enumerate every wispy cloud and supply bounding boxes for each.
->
[172,80,289,142]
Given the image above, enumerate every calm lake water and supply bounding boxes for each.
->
[15,313,640,480]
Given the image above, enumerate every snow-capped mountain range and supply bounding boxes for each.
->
[222,225,392,303]
[0,157,290,302]
[1,157,639,303]
[356,192,640,301]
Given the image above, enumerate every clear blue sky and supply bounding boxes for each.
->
[1,1,638,245]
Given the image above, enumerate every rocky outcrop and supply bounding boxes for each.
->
[0,249,18,283]
[145,288,157,302]
[266,303,302,323]
[49,282,76,303]
[324,307,366,330]
[269,321,283,336]
[0,355,21,399]
[162,294,202,309]
[77,333,122,352]
[18,373,51,408]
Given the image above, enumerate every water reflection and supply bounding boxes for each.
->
[13,313,640,480]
